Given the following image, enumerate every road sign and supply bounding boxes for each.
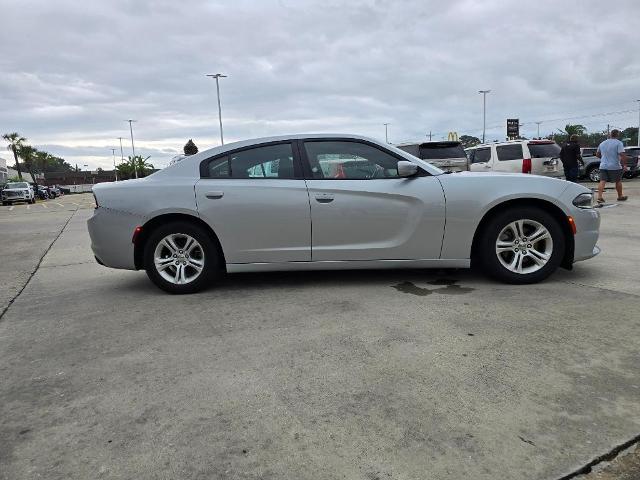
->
[507,119,519,139]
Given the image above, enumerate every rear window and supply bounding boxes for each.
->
[528,142,561,158]
[496,144,524,161]
[419,143,466,160]
[582,148,597,157]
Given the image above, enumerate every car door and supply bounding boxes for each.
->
[494,143,524,173]
[195,141,311,264]
[469,146,492,172]
[300,139,446,261]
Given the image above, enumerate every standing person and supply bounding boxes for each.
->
[559,134,581,182]
[596,129,628,204]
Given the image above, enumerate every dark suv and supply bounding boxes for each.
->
[579,147,639,181]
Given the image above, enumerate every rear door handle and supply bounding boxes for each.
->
[315,194,334,203]
[205,191,224,199]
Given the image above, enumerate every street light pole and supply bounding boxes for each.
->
[118,137,125,163]
[535,121,542,138]
[127,120,138,178]
[111,148,118,181]
[383,123,390,143]
[478,90,491,143]
[636,100,640,147]
[206,73,227,145]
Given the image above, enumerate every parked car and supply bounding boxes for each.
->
[579,147,639,181]
[396,141,468,172]
[35,185,50,200]
[466,140,563,177]
[2,181,35,205]
[88,134,600,294]
[48,185,61,198]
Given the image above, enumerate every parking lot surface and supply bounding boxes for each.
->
[0,186,639,479]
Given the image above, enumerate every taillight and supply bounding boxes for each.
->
[132,226,143,244]
[522,158,532,174]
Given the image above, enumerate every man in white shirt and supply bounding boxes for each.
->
[595,129,628,203]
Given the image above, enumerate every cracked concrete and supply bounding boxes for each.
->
[0,188,639,479]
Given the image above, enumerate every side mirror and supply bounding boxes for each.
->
[397,161,419,177]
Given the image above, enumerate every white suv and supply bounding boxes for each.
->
[466,140,563,178]
[1,181,35,205]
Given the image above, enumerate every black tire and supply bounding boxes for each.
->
[143,221,221,294]
[586,165,600,182]
[476,207,565,284]
[2,202,8,206]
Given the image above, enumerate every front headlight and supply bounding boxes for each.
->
[573,192,593,209]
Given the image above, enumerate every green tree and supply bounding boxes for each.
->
[621,127,638,146]
[18,144,38,183]
[116,155,154,180]
[183,139,198,155]
[459,135,481,148]
[2,132,26,180]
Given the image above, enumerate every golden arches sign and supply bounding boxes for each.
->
[447,132,459,141]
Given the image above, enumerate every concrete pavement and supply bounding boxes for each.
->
[1,187,639,479]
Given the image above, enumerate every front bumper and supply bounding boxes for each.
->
[572,207,601,262]
[87,207,143,270]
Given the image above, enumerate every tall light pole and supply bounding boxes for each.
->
[535,121,542,138]
[118,137,125,163]
[383,123,390,143]
[478,90,491,143]
[636,100,640,147]
[206,73,227,145]
[111,148,118,181]
[127,119,138,178]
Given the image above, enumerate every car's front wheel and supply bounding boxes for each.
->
[587,165,600,182]
[143,221,220,294]
[476,207,565,284]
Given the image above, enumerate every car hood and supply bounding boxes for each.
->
[2,188,29,192]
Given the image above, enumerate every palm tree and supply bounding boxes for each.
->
[3,132,26,180]
[116,155,154,180]
[559,124,587,136]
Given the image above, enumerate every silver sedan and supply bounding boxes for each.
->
[88,134,600,294]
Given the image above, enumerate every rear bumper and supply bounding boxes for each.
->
[87,207,142,270]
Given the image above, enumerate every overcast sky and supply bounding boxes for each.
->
[1,0,639,170]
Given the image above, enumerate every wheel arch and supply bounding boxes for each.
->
[134,212,226,271]
[470,198,575,270]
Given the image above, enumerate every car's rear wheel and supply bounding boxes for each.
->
[587,165,600,182]
[477,207,565,284]
[143,221,220,294]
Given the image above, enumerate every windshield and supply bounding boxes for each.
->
[528,143,561,158]
[6,182,29,189]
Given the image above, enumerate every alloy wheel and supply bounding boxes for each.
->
[153,233,205,285]
[495,219,553,274]
[589,168,600,182]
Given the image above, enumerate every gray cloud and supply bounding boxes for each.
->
[1,0,639,169]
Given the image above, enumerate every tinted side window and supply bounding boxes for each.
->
[206,143,295,179]
[496,144,524,161]
[474,148,491,163]
[304,141,401,179]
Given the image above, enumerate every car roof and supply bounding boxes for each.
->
[395,141,462,147]
[467,139,555,149]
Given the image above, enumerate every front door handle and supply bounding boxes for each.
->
[315,194,334,203]
[205,191,224,199]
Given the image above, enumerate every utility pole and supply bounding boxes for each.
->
[478,90,491,143]
[118,137,125,163]
[111,148,118,181]
[427,131,432,141]
[127,120,138,178]
[535,121,542,138]
[383,123,390,143]
[206,73,227,145]
[607,124,610,137]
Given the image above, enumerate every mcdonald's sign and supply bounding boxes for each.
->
[447,132,459,141]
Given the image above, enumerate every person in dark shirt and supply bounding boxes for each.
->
[559,135,581,182]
